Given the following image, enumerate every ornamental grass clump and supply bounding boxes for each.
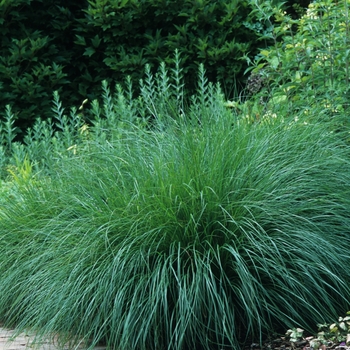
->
[0,65,350,350]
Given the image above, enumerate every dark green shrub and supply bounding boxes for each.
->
[77,0,263,95]
[0,0,88,133]
[0,0,288,134]
[285,0,311,18]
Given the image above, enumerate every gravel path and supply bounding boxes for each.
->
[0,328,106,350]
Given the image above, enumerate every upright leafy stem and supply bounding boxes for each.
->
[170,49,185,112]
[1,105,19,154]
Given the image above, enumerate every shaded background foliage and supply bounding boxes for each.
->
[0,0,311,135]
[0,0,87,133]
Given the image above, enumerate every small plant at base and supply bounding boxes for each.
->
[286,327,327,350]
[287,312,350,349]
[317,312,350,345]
[285,327,304,343]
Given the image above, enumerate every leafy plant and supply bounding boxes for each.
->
[2,91,88,177]
[286,312,350,349]
[285,328,304,343]
[0,105,19,177]
[317,312,350,345]
[245,0,350,133]
[7,156,35,187]
[1,0,290,134]
[0,0,80,132]
[79,0,267,97]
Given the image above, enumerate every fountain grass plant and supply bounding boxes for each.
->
[1,61,350,350]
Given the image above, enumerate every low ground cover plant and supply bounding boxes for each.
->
[0,58,350,350]
[286,311,350,349]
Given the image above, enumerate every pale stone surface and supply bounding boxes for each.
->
[0,328,106,350]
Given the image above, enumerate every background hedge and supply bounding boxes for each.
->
[0,0,310,135]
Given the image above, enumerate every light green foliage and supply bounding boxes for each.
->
[313,312,350,346]
[0,51,186,179]
[0,92,88,177]
[7,156,34,187]
[245,0,350,133]
[0,105,21,177]
[286,328,304,343]
[287,312,350,348]
[0,60,350,349]
[322,312,350,345]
